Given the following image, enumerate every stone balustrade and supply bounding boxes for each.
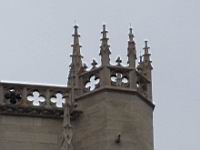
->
[79,62,150,100]
[0,81,70,118]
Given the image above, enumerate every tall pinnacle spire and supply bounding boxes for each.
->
[99,24,111,66]
[127,27,137,89]
[143,41,152,64]
[72,25,82,61]
[68,25,83,87]
[127,27,136,68]
[142,40,153,101]
[99,25,111,87]
[129,27,134,42]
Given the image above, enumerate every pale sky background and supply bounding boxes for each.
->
[0,0,200,149]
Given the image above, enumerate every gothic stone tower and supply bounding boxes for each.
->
[0,25,154,150]
[69,25,154,150]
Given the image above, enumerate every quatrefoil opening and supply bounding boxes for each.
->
[4,89,22,105]
[85,75,100,91]
[50,93,65,108]
[111,73,128,86]
[27,91,45,106]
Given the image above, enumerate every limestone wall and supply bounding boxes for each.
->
[0,115,62,150]
[73,89,154,150]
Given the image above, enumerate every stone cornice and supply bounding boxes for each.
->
[76,86,155,109]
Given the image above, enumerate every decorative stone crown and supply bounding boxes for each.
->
[68,25,153,102]
[0,25,153,118]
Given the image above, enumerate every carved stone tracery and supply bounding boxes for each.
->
[0,82,70,118]
[0,25,153,150]
[50,93,66,108]
[85,75,100,91]
[27,91,45,106]
[4,89,22,105]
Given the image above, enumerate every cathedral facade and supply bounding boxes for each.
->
[0,25,154,150]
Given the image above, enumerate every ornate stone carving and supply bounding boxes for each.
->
[27,91,45,106]
[50,93,65,108]
[116,57,122,66]
[85,75,100,91]
[111,72,129,87]
[0,82,69,118]
[4,89,22,105]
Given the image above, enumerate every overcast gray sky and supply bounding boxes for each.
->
[0,0,200,149]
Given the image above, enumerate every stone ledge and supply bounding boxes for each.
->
[76,87,155,109]
[0,104,63,119]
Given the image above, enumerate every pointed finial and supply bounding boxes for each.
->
[73,24,79,36]
[128,27,134,42]
[99,24,110,66]
[71,24,82,54]
[127,25,136,67]
[144,40,148,47]
[68,25,83,87]
[91,59,98,69]
[101,24,108,39]
[103,24,106,32]
[144,40,150,54]
[116,57,122,66]
[143,40,152,65]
